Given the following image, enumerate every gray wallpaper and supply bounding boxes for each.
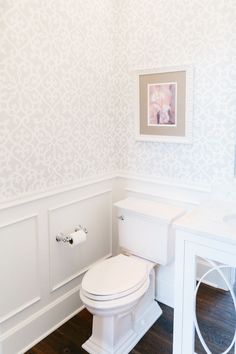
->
[114,0,236,185]
[0,0,115,200]
[0,0,236,202]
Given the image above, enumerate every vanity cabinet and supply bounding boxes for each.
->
[173,202,236,354]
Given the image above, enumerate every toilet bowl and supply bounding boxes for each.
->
[81,254,152,314]
[80,197,185,354]
[80,254,162,354]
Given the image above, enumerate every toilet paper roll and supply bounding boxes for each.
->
[69,229,87,247]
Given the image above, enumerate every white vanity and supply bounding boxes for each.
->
[173,200,236,354]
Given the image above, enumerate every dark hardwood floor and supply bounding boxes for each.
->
[26,284,236,354]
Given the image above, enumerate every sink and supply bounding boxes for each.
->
[223,214,236,228]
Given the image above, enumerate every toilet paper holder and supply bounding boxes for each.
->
[56,225,88,244]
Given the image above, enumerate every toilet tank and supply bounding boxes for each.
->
[114,198,185,265]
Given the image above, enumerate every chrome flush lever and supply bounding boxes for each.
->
[117,215,124,221]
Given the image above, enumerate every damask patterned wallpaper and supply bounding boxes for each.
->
[1,0,236,202]
[114,0,236,185]
[0,0,115,201]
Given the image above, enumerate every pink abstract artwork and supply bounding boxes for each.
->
[148,83,177,126]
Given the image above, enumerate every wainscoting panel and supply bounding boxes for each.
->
[0,215,40,324]
[49,190,112,291]
[0,174,215,353]
[0,177,114,354]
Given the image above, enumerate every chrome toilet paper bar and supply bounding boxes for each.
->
[56,225,88,244]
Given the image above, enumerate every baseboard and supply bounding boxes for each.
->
[197,258,234,291]
[0,286,84,354]
[156,279,174,308]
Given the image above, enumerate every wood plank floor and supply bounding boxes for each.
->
[26,284,236,354]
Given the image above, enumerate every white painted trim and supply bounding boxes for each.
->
[0,173,115,211]
[0,285,85,354]
[18,305,85,354]
[196,257,235,291]
[116,171,211,193]
[125,188,200,206]
[156,279,174,308]
[0,213,39,229]
[48,189,112,212]
[48,189,112,292]
[0,214,41,323]
[0,172,216,353]
[0,172,212,211]
[0,297,41,325]
[135,65,194,144]
[0,285,81,341]
[51,253,112,292]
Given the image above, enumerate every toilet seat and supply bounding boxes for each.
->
[80,276,150,311]
[81,254,150,301]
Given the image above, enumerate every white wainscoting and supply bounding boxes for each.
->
[0,215,40,324]
[0,177,113,354]
[0,173,217,353]
[49,190,112,292]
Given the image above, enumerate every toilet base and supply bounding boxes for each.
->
[82,299,162,354]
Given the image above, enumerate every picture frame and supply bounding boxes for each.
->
[136,66,193,144]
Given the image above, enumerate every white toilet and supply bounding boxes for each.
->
[80,197,185,354]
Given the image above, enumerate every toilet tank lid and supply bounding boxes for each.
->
[114,197,185,222]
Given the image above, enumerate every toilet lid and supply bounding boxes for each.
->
[81,254,149,300]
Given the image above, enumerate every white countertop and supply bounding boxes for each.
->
[173,200,236,244]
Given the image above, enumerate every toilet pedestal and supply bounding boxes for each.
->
[82,269,162,354]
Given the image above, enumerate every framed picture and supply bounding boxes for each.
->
[136,66,193,143]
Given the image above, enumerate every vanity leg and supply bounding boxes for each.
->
[173,238,196,354]
[173,236,185,354]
